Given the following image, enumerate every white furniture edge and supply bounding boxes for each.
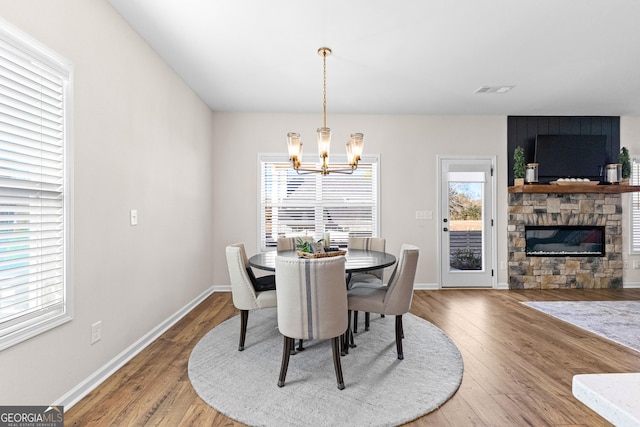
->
[572,373,640,427]
[55,286,215,409]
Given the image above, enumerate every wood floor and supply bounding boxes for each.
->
[65,288,640,426]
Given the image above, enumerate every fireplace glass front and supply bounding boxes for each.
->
[525,226,605,257]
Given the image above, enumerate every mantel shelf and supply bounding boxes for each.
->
[508,184,640,194]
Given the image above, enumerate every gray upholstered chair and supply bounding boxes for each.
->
[226,243,277,351]
[276,236,313,251]
[275,255,348,390]
[347,237,386,332]
[347,244,419,360]
[347,237,386,285]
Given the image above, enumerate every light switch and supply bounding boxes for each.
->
[130,209,138,226]
[415,211,433,220]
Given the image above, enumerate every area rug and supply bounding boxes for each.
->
[188,308,464,427]
[523,301,640,353]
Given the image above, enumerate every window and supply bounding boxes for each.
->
[0,20,73,350]
[631,155,640,253]
[260,154,379,250]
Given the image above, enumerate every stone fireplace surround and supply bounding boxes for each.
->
[508,191,622,289]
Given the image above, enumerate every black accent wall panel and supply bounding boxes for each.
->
[507,116,620,185]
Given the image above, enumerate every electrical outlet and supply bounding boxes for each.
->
[91,321,102,344]
[624,259,629,269]
[634,260,640,270]
[500,261,507,270]
[130,209,138,226]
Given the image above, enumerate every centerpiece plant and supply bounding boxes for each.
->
[295,237,312,253]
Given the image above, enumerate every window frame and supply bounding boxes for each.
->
[629,155,640,254]
[0,18,74,351]
[258,153,380,251]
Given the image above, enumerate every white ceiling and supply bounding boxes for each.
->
[107,0,640,116]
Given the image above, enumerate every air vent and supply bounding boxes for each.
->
[474,86,515,94]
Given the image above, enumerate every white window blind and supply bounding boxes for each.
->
[630,156,640,253]
[0,21,73,350]
[260,155,379,250]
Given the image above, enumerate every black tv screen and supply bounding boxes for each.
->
[534,135,609,183]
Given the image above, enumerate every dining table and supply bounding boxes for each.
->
[248,249,396,277]
[249,248,396,354]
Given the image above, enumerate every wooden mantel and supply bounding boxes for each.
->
[508,184,640,194]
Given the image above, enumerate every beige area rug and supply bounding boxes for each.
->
[188,308,464,427]
[523,301,640,352]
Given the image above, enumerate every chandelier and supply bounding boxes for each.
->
[286,47,364,175]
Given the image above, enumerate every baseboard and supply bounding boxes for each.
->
[55,286,215,409]
[624,282,640,289]
[413,283,440,290]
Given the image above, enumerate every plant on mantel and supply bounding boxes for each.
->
[513,146,526,186]
[620,146,631,181]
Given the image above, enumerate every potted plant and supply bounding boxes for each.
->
[620,146,631,184]
[513,146,526,186]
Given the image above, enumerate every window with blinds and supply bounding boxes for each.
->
[631,156,640,253]
[0,21,73,350]
[260,154,379,250]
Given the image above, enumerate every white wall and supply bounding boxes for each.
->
[0,0,214,404]
[621,117,640,285]
[2,0,638,410]
[212,113,510,287]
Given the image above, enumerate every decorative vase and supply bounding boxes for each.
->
[514,178,525,186]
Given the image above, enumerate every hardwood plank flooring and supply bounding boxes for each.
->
[65,289,640,426]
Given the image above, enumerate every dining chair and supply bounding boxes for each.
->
[275,255,348,390]
[346,244,419,360]
[277,236,313,251]
[347,237,386,333]
[226,243,277,351]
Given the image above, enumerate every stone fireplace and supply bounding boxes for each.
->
[508,191,622,289]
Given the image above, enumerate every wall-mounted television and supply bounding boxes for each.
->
[534,135,609,183]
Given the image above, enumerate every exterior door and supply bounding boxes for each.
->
[439,157,495,288]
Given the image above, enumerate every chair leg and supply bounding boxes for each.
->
[238,309,248,351]
[353,311,359,333]
[297,339,305,352]
[365,312,370,331]
[332,336,345,390]
[343,310,352,355]
[395,315,404,360]
[278,336,293,387]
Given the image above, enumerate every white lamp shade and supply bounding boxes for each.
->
[349,133,364,159]
[287,132,303,159]
[316,127,331,157]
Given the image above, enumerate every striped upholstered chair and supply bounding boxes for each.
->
[276,236,314,251]
[347,237,386,332]
[275,255,348,390]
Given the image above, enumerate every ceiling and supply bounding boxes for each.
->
[107,0,640,116]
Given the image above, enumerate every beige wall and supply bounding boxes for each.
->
[0,0,214,404]
[212,113,510,287]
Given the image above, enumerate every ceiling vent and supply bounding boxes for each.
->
[474,86,515,94]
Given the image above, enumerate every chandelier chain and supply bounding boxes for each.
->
[322,49,327,129]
